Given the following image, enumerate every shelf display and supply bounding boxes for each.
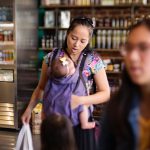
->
[0,69,13,82]
[0,0,16,128]
[0,0,38,129]
[37,1,150,120]
[41,0,150,6]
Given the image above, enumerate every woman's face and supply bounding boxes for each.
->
[124,25,150,86]
[67,25,90,55]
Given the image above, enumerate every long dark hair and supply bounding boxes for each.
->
[41,114,76,150]
[107,17,150,147]
[62,16,94,51]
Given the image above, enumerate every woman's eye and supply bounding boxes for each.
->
[81,40,86,44]
[72,37,77,40]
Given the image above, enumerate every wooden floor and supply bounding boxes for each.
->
[0,129,40,150]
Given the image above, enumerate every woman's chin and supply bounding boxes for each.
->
[131,76,150,86]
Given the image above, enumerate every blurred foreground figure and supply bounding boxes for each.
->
[41,114,76,150]
[98,17,150,150]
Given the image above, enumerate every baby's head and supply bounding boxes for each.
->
[51,57,75,78]
[41,114,76,150]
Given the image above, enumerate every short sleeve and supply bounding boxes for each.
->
[89,51,105,74]
[43,52,52,65]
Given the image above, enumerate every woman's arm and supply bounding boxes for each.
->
[71,68,110,109]
[21,60,48,123]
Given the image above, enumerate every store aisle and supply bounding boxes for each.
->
[0,130,41,150]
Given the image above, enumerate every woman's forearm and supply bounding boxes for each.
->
[80,90,110,106]
[26,87,44,112]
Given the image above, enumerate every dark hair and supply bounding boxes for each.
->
[107,18,150,148]
[62,16,94,51]
[41,114,76,150]
[129,16,150,33]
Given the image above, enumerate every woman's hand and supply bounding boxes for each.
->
[71,95,81,110]
[21,108,32,124]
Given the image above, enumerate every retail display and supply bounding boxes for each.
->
[38,0,150,120]
[0,0,16,128]
[32,103,42,134]
[41,0,150,5]
[0,0,38,129]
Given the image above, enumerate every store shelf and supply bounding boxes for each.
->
[40,4,133,9]
[96,49,120,52]
[0,22,14,27]
[39,26,57,30]
[0,41,14,46]
[39,26,69,30]
[0,64,15,69]
[103,56,122,60]
[95,27,128,30]
[106,71,122,74]
[39,47,53,51]
[38,48,120,52]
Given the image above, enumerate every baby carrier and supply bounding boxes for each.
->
[43,48,93,125]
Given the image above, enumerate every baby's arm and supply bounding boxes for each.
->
[79,105,95,129]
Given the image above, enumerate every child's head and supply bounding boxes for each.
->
[41,113,76,150]
[51,57,75,78]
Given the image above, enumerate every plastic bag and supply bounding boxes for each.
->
[16,124,34,150]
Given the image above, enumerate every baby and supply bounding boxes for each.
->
[51,56,95,129]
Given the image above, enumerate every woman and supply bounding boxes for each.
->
[22,16,110,150]
[98,18,150,150]
[41,113,76,150]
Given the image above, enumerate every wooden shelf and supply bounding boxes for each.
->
[103,56,122,60]
[39,27,129,31]
[0,64,15,69]
[39,48,120,52]
[0,27,14,30]
[39,47,53,51]
[95,27,128,30]
[39,26,128,32]
[40,4,135,9]
[39,26,68,30]
[39,26,57,30]
[0,22,14,28]
[96,49,120,52]
[0,41,14,46]
[106,71,122,74]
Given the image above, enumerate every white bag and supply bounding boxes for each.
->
[16,124,34,150]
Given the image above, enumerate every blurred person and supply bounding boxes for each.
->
[41,113,76,150]
[22,16,110,150]
[98,17,150,150]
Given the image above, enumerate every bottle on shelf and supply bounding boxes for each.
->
[0,30,4,41]
[97,30,101,49]
[58,30,63,48]
[107,30,112,49]
[46,35,50,48]
[0,50,14,64]
[102,30,106,49]
[49,35,53,48]
[112,30,117,49]
[41,35,46,48]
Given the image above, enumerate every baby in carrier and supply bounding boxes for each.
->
[51,56,95,129]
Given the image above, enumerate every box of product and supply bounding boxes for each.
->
[60,11,70,28]
[32,103,42,134]
[42,0,60,5]
[44,11,55,27]
[101,0,114,5]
